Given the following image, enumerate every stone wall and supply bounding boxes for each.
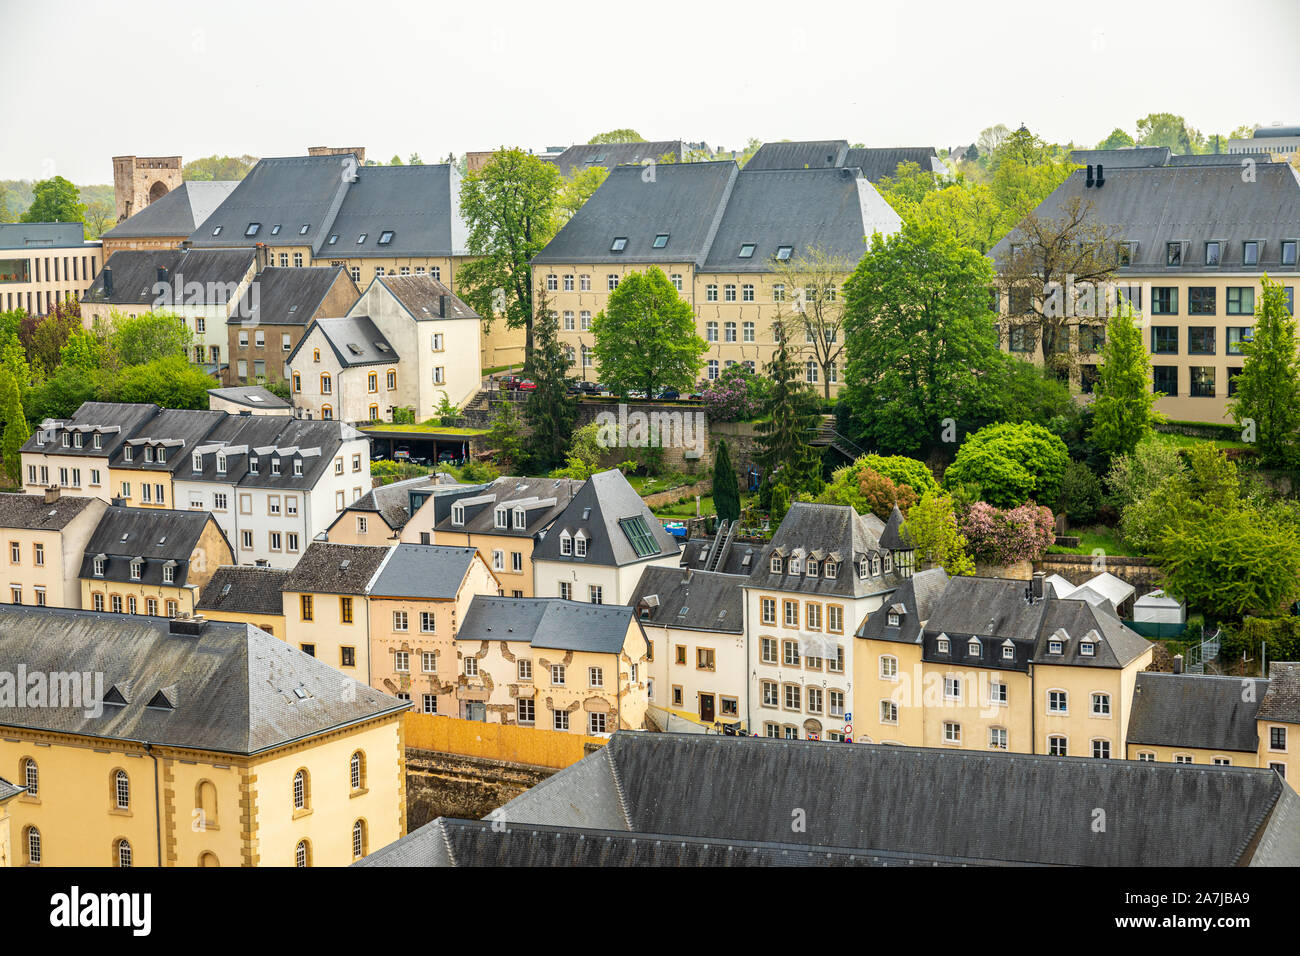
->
[641,478,712,509]
[405,748,555,829]
[1033,554,1164,595]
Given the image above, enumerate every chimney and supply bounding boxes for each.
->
[102,266,114,297]
[1094,163,1105,188]
[111,496,126,507]
[439,294,448,317]
[169,616,207,637]
[1173,653,1184,674]
[1085,165,1095,188]
[43,485,60,504]
[1031,571,1045,600]
[157,266,169,284]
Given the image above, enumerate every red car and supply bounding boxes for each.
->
[517,379,537,391]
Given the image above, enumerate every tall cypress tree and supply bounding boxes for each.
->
[523,300,579,470]
[712,439,740,522]
[1088,305,1158,460]
[754,319,824,503]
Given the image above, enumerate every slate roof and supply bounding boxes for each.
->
[282,542,389,595]
[190,154,355,251]
[700,166,896,272]
[543,141,685,175]
[990,163,1300,273]
[354,817,948,867]
[532,469,679,567]
[745,140,850,171]
[878,505,912,550]
[743,501,901,599]
[0,775,24,803]
[532,161,737,267]
[84,247,259,308]
[915,575,1152,672]
[457,595,638,654]
[0,222,85,249]
[629,566,746,633]
[368,544,479,600]
[1254,126,1300,139]
[206,385,292,410]
[0,493,98,531]
[1257,662,1300,724]
[22,402,160,457]
[320,164,466,258]
[183,413,294,484]
[373,274,478,320]
[1167,152,1277,166]
[102,181,239,239]
[433,475,582,538]
[79,506,220,589]
[332,475,436,534]
[679,535,764,576]
[1127,672,1268,753]
[1067,147,1172,168]
[196,565,291,616]
[488,732,1300,867]
[109,408,227,472]
[303,315,398,368]
[842,147,943,183]
[0,606,407,755]
[187,416,363,491]
[856,567,951,644]
[230,266,354,327]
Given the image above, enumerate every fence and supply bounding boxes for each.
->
[404,713,604,770]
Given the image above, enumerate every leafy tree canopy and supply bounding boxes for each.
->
[943,421,1070,508]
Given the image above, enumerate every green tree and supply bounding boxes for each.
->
[772,246,853,399]
[1089,308,1160,458]
[754,319,824,502]
[60,325,111,371]
[0,368,27,485]
[1117,444,1238,553]
[588,129,643,144]
[20,176,85,224]
[839,218,1003,456]
[712,439,741,523]
[105,356,215,408]
[874,160,937,216]
[110,311,192,365]
[556,165,608,224]
[902,490,975,576]
[523,301,578,470]
[457,148,561,360]
[1097,128,1136,150]
[944,421,1070,508]
[591,267,706,398]
[26,365,103,421]
[1228,275,1300,467]
[557,423,604,480]
[182,155,256,181]
[408,153,423,166]
[83,200,115,239]
[485,399,527,473]
[389,155,404,166]
[1135,112,1203,154]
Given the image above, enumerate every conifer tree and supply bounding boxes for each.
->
[712,439,741,523]
[524,299,578,470]
[754,319,824,504]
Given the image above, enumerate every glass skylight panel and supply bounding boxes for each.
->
[299,224,310,235]
[739,243,756,258]
[357,233,368,244]
[611,237,628,252]
[619,516,660,557]
[776,245,793,260]
[271,224,282,235]
[653,234,669,248]
[328,234,339,245]
[245,223,261,237]
[212,225,223,236]
[378,231,394,245]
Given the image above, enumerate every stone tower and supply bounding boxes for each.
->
[112,155,183,223]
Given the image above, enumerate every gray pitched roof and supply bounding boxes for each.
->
[856,567,950,644]
[1167,152,1277,166]
[0,492,97,531]
[305,315,398,368]
[230,265,354,327]
[532,469,679,567]
[190,154,355,250]
[374,274,478,320]
[1257,662,1300,724]
[354,817,938,867]
[183,413,294,484]
[1067,146,1173,168]
[109,408,227,472]
[0,775,23,803]
[990,163,1300,273]
[282,542,389,595]
[22,402,160,457]
[488,732,1300,866]
[319,163,466,258]
[1127,672,1268,753]
[0,222,85,249]
[532,161,737,267]
[189,417,363,491]
[678,535,764,576]
[335,475,436,533]
[746,140,850,171]
[544,141,685,175]
[196,565,291,616]
[102,181,239,239]
[457,596,637,654]
[878,505,912,550]
[368,544,478,600]
[0,606,406,754]
[629,566,746,634]
[842,146,942,183]
[83,248,257,306]
[744,501,900,599]
[433,475,582,538]
[207,385,292,410]
[700,167,896,273]
[80,506,220,589]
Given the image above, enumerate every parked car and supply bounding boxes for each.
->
[498,374,523,390]
[517,379,537,391]
[566,380,584,396]
[579,381,602,395]
[393,446,411,461]
[437,450,458,464]
[658,388,680,401]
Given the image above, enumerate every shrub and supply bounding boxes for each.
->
[944,421,1069,508]
[1056,460,1102,525]
[959,500,1056,566]
[700,364,765,422]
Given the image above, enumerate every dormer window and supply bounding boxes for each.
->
[857,560,867,580]
[157,448,167,464]
[249,456,259,474]
[788,558,801,575]
[1117,241,1133,266]
[1049,640,1063,655]
[216,454,227,473]
[887,611,900,627]
[93,557,105,577]
[610,237,628,253]
[1080,641,1095,657]
[968,638,981,658]
[73,433,83,448]
[739,243,756,258]
[163,564,175,584]
[806,560,818,577]
[937,636,950,654]
[652,234,669,248]
[293,459,303,477]
[513,507,526,529]
[1243,240,1260,266]
[93,433,102,449]
[871,556,881,575]
[560,531,572,556]
[129,558,143,581]
[123,446,133,462]
[451,504,465,526]
[770,556,782,573]
[144,447,154,463]
[824,561,837,578]
[1166,241,1182,267]
[574,533,587,558]
[494,507,507,529]
[1283,240,1297,266]
[883,554,892,573]
[1002,644,1015,661]
[61,432,70,447]
[271,459,281,476]
[1205,241,1221,266]
[192,453,202,471]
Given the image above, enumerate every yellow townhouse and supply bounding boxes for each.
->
[454,596,649,734]
[0,490,107,610]
[195,565,289,637]
[0,606,409,866]
[280,542,390,682]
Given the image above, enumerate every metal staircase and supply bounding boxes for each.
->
[706,519,737,573]
[809,415,868,462]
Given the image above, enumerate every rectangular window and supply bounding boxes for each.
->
[300,594,313,621]
[393,611,408,632]
[1187,327,1215,354]
[1227,287,1254,315]
[1189,366,1216,397]
[1188,287,1216,315]
[1150,287,1178,315]
[1150,326,1178,354]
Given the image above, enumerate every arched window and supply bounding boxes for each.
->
[368,404,378,421]
[350,751,366,791]
[116,838,132,867]
[320,373,332,394]
[312,348,321,362]
[114,769,129,809]
[367,371,377,392]
[25,826,41,864]
[295,839,311,867]
[22,757,38,796]
[386,369,397,390]
[293,769,310,810]
[195,779,218,829]
[199,852,219,867]
[352,819,368,859]
[321,404,333,420]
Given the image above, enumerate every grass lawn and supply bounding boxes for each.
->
[653,492,756,519]
[363,423,488,436]
[1047,525,1146,558]
[627,474,699,496]
[1148,430,1249,452]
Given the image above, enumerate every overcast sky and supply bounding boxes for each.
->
[4,0,1298,184]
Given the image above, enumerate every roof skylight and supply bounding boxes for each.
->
[739,243,756,258]
[610,237,628,252]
